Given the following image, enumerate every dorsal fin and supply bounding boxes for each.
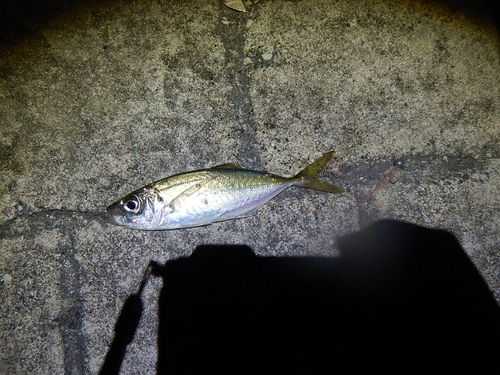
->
[211,163,242,170]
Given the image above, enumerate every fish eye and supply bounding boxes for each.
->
[126,200,137,210]
[121,196,141,213]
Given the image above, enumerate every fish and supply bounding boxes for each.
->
[106,151,342,230]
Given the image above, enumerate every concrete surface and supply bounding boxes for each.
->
[0,0,499,373]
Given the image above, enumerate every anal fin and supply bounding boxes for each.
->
[214,206,261,223]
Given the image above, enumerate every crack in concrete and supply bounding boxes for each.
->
[0,208,108,237]
[219,2,262,168]
[59,234,87,375]
[1,155,496,236]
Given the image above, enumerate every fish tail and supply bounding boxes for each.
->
[294,151,342,193]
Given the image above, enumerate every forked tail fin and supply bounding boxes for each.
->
[295,151,343,193]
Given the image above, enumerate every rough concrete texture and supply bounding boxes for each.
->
[1,0,499,373]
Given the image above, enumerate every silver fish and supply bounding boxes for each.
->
[107,151,342,230]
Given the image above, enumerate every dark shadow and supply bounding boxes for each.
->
[0,0,84,50]
[99,265,150,375]
[99,220,500,374]
[0,0,499,51]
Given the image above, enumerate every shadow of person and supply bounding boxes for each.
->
[99,266,150,375]
[100,220,500,374]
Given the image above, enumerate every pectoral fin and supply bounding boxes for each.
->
[167,176,217,213]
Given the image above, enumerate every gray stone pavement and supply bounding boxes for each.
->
[1,0,499,373]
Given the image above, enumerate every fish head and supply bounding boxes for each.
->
[106,188,162,230]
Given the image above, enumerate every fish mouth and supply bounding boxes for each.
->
[106,204,121,224]
[105,214,119,225]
